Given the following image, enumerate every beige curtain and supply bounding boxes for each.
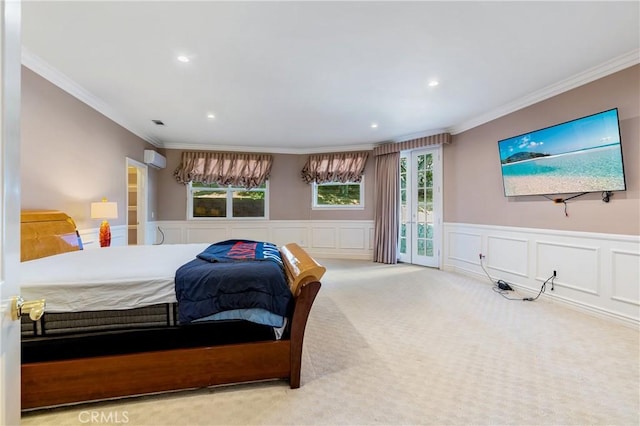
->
[301,151,369,184]
[373,152,399,264]
[174,151,273,189]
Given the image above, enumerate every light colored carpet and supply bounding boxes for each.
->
[22,259,640,426]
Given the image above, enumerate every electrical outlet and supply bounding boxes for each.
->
[553,270,557,277]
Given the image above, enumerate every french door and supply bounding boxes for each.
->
[398,147,442,267]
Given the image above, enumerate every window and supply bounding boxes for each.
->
[188,182,268,219]
[312,179,364,209]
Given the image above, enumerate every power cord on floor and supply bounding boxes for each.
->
[153,226,165,245]
[523,274,555,302]
[480,254,555,302]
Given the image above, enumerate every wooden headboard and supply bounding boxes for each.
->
[21,210,82,262]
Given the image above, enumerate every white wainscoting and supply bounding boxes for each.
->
[140,220,375,260]
[443,222,640,326]
[78,225,128,249]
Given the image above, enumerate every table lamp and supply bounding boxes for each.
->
[91,198,118,247]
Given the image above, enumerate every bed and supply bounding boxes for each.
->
[19,210,324,409]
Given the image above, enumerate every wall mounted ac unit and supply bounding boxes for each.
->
[143,150,166,169]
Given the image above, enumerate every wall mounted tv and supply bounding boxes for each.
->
[498,108,626,197]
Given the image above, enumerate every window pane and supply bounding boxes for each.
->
[232,191,265,217]
[400,237,406,254]
[316,184,361,206]
[418,239,425,256]
[193,190,226,217]
[418,171,426,188]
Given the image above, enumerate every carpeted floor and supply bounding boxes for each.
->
[22,259,640,426]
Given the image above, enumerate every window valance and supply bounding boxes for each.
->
[173,151,273,189]
[373,132,451,156]
[301,151,369,184]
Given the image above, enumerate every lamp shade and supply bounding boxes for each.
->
[91,201,118,219]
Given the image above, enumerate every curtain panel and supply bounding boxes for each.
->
[301,151,369,184]
[173,151,273,189]
[373,132,451,156]
[373,152,400,264]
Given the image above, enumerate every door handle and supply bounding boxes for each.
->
[10,296,46,321]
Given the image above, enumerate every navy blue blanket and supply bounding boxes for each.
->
[175,240,292,324]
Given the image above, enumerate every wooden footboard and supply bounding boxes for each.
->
[22,279,321,409]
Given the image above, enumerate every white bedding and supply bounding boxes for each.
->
[20,244,210,312]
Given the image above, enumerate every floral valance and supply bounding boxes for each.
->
[173,151,273,189]
[301,151,369,184]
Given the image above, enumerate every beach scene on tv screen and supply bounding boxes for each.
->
[498,109,626,197]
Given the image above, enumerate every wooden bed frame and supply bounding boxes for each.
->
[20,210,324,409]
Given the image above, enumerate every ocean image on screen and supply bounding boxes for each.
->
[498,109,626,197]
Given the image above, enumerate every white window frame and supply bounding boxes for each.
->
[312,178,365,210]
[187,181,269,220]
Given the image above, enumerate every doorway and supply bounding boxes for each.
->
[398,147,442,267]
[126,158,148,245]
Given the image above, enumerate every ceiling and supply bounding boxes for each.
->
[21,1,639,154]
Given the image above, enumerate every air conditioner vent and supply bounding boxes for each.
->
[143,150,166,169]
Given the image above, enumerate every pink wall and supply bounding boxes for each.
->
[21,67,159,229]
[444,65,639,235]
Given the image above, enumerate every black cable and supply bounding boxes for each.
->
[154,226,165,245]
[481,254,555,302]
[543,192,588,217]
[524,275,555,301]
[480,255,521,300]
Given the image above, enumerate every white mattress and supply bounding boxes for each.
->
[20,244,210,312]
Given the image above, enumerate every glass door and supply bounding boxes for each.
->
[398,148,441,267]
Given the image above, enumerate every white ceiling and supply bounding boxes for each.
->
[22,1,640,154]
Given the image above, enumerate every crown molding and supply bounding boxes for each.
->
[448,48,640,135]
[21,48,162,147]
[161,141,376,154]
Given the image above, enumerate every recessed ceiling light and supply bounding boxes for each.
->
[207,113,215,119]
[177,55,190,63]
[428,80,439,87]
[371,123,378,129]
